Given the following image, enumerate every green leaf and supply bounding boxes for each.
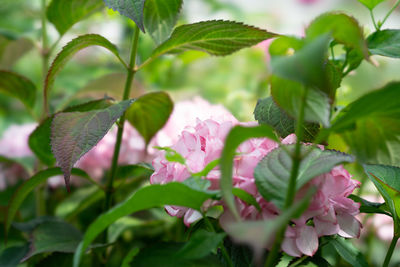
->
[254,97,319,142]
[154,146,186,165]
[364,164,400,235]
[0,35,33,69]
[0,70,36,110]
[30,220,82,256]
[0,244,29,267]
[121,247,140,267]
[220,125,278,220]
[357,0,386,10]
[270,76,331,127]
[329,237,369,267]
[104,0,146,32]
[368,29,400,58]
[330,82,400,165]
[151,20,277,57]
[269,36,303,56]
[29,98,114,166]
[254,144,354,209]
[107,216,151,243]
[47,0,104,36]
[232,188,261,212]
[126,91,173,144]
[349,194,390,216]
[306,13,368,59]
[5,167,91,236]
[51,99,133,189]
[44,34,125,108]
[225,189,313,255]
[176,229,226,259]
[271,34,331,90]
[144,0,183,44]
[73,182,215,267]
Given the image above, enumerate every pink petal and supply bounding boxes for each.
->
[314,216,339,236]
[337,213,362,238]
[295,225,319,256]
[183,209,202,226]
[282,237,302,257]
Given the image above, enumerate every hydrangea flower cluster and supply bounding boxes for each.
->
[150,117,361,257]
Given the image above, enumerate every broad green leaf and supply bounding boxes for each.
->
[330,82,400,165]
[0,70,36,110]
[126,92,173,144]
[44,34,125,108]
[47,0,104,36]
[329,237,369,267]
[271,34,330,90]
[225,189,313,255]
[144,0,183,44]
[0,244,29,267]
[364,164,400,235]
[270,76,331,127]
[29,98,113,166]
[254,97,319,141]
[5,167,91,235]
[30,220,82,256]
[104,0,145,32]
[357,0,386,10]
[55,186,104,220]
[254,144,354,209]
[51,99,133,188]
[151,20,277,58]
[306,13,368,59]
[232,188,261,212]
[368,29,400,58]
[0,36,33,69]
[176,229,226,259]
[73,182,216,267]
[220,125,278,220]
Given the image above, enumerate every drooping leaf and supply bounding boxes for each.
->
[104,0,146,32]
[176,229,226,259]
[29,98,114,166]
[0,70,36,110]
[364,164,400,235]
[5,168,91,236]
[220,125,278,220]
[271,34,331,90]
[368,29,400,58]
[254,97,319,141]
[151,20,277,58]
[254,144,354,209]
[270,76,331,127]
[330,82,400,166]
[72,182,216,267]
[126,91,173,144]
[47,0,104,36]
[0,35,33,69]
[51,99,133,188]
[0,244,29,267]
[44,34,125,109]
[349,194,390,216]
[144,0,183,44]
[306,12,368,59]
[30,220,83,256]
[329,237,369,267]
[357,0,386,10]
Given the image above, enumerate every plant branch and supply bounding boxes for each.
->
[370,10,379,31]
[383,235,399,267]
[380,0,400,30]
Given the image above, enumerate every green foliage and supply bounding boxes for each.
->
[254,145,354,209]
[126,91,173,144]
[0,70,36,110]
[47,0,104,36]
[357,0,386,10]
[154,146,186,165]
[364,164,400,236]
[73,182,216,267]
[44,34,125,109]
[349,194,390,215]
[0,35,33,69]
[219,125,277,219]
[330,82,400,166]
[144,0,183,44]
[368,29,400,58]
[254,97,319,141]
[51,99,133,188]
[104,0,146,32]
[151,20,276,58]
[328,237,369,267]
[232,188,261,211]
[0,244,29,267]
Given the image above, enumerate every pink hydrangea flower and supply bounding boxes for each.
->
[150,117,361,257]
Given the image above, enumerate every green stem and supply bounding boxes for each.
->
[41,0,50,116]
[370,10,379,31]
[379,0,400,30]
[383,235,399,267]
[264,87,309,266]
[103,25,140,215]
